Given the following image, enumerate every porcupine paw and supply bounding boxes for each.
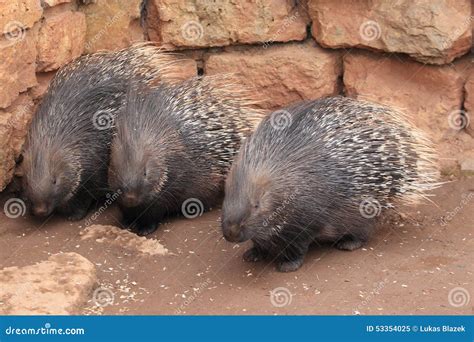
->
[335,238,365,251]
[66,207,89,221]
[135,223,159,237]
[120,216,137,230]
[277,257,304,273]
[243,247,265,262]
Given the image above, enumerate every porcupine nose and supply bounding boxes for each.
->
[122,192,140,207]
[122,190,139,207]
[222,221,244,243]
[33,204,50,217]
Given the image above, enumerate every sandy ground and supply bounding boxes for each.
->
[0,177,473,315]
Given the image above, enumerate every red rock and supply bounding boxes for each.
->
[0,116,14,191]
[464,61,474,136]
[0,29,37,109]
[309,0,472,64]
[30,72,56,100]
[205,41,341,110]
[80,0,144,53]
[41,0,72,7]
[36,11,86,72]
[175,58,197,80]
[7,94,35,157]
[0,0,43,32]
[0,94,35,190]
[0,253,97,315]
[344,51,464,138]
[148,0,308,48]
[343,51,473,171]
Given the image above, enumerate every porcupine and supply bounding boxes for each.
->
[21,44,178,220]
[108,75,263,236]
[221,96,440,272]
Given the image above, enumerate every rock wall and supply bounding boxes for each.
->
[0,0,473,190]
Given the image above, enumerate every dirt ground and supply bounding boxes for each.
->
[0,176,473,315]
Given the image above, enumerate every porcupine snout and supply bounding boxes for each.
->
[222,211,256,243]
[31,202,53,217]
[118,178,146,207]
[222,220,245,242]
[122,191,140,207]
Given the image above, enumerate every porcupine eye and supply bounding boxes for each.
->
[52,177,57,185]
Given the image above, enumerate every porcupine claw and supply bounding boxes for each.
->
[277,257,305,273]
[335,238,365,251]
[243,246,266,262]
[134,223,159,236]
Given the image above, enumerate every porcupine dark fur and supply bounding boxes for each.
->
[221,96,440,272]
[21,44,178,220]
[108,75,264,236]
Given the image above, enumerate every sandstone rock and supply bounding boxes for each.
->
[460,153,474,173]
[0,253,97,315]
[205,41,341,110]
[343,51,471,171]
[5,94,35,157]
[30,71,55,99]
[309,0,472,64]
[464,58,474,94]
[344,51,464,139]
[465,63,474,136]
[80,0,144,53]
[0,116,14,191]
[37,11,86,72]
[0,29,37,109]
[438,131,474,173]
[148,0,308,48]
[0,94,35,190]
[175,58,197,80]
[80,225,168,256]
[41,0,72,7]
[0,0,43,32]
